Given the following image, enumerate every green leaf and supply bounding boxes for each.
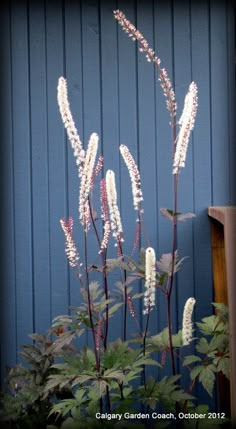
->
[197,315,224,335]
[50,331,75,353]
[160,209,195,223]
[196,337,209,354]
[183,355,202,366]
[209,334,229,353]
[172,330,184,348]
[107,302,123,317]
[199,365,216,397]
[190,365,203,381]
[148,327,182,351]
[160,208,175,221]
[148,327,169,351]
[212,302,228,318]
[156,251,186,277]
[216,357,230,379]
[171,390,195,401]
[177,213,196,222]
[71,373,94,386]
[103,369,126,384]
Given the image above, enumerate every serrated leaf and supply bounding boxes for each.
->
[71,374,94,387]
[50,331,75,353]
[183,355,202,366]
[107,302,123,317]
[209,333,229,353]
[217,357,230,379]
[199,365,216,396]
[172,330,183,347]
[156,251,186,276]
[190,365,203,380]
[132,292,144,299]
[196,337,209,354]
[212,302,228,316]
[103,369,126,384]
[160,208,176,221]
[197,315,225,335]
[177,213,196,221]
[74,389,86,402]
[171,390,195,401]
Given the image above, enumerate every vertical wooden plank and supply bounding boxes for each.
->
[64,0,84,312]
[11,0,34,350]
[80,0,102,345]
[100,0,119,171]
[210,0,230,205]
[210,220,227,304]
[46,0,69,319]
[154,0,175,338]
[190,1,216,410]
[191,0,213,321]
[29,1,51,334]
[0,1,17,383]
[100,0,122,340]
[81,0,101,135]
[117,0,139,339]
[227,1,236,205]
[136,0,158,334]
[173,0,195,337]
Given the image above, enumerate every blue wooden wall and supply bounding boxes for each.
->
[0,0,235,390]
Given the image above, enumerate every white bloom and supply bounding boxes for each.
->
[114,10,177,117]
[173,82,198,174]
[182,297,196,345]
[99,220,111,254]
[57,77,85,176]
[79,133,98,231]
[100,178,109,221]
[60,217,79,268]
[143,247,156,315]
[120,144,143,211]
[105,170,123,243]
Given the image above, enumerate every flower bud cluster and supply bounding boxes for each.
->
[99,221,111,254]
[143,247,156,315]
[57,77,85,177]
[114,10,177,117]
[127,293,136,317]
[60,217,80,268]
[120,144,143,211]
[105,170,124,244]
[95,319,103,351]
[173,82,198,174]
[79,133,98,231]
[182,297,196,345]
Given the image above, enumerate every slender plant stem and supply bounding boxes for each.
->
[88,198,109,350]
[89,197,101,249]
[142,311,150,389]
[167,291,176,376]
[143,311,150,357]
[182,378,196,413]
[123,281,127,341]
[165,113,179,378]
[106,385,111,413]
[117,239,127,342]
[84,230,100,371]
[88,198,111,408]
[119,382,124,400]
[103,249,109,350]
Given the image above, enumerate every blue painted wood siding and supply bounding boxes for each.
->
[0,0,235,386]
